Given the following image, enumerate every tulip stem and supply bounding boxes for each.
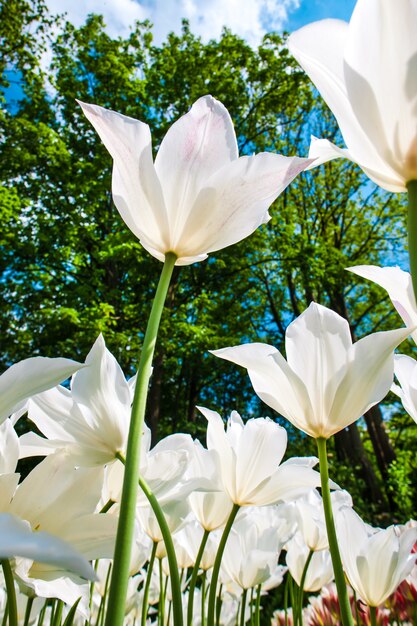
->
[407,180,417,304]
[297,548,313,625]
[2,560,18,626]
[240,589,247,626]
[316,437,354,626]
[104,252,177,626]
[215,585,223,626]
[283,574,289,626]
[207,504,240,626]
[369,606,377,626]
[201,571,207,626]
[23,597,34,626]
[254,584,261,626]
[158,559,166,626]
[187,529,210,626]
[115,452,183,626]
[142,542,158,626]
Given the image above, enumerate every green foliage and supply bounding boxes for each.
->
[0,7,415,520]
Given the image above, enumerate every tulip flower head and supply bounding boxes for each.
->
[288,0,417,192]
[79,96,311,265]
[198,407,321,506]
[336,507,417,607]
[212,302,411,438]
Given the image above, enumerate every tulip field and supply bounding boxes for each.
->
[1,0,417,625]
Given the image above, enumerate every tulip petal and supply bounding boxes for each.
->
[235,419,287,502]
[0,513,95,580]
[180,154,311,257]
[308,137,403,192]
[154,96,238,249]
[348,265,417,341]
[285,303,352,422]
[77,101,170,253]
[329,327,412,434]
[9,454,104,535]
[0,357,82,424]
[344,0,417,180]
[392,354,417,424]
[212,343,314,436]
[288,19,402,190]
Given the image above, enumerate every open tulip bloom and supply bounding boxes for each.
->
[213,301,411,626]
[287,0,417,300]
[336,507,417,608]
[212,302,411,439]
[288,0,417,193]
[79,95,311,266]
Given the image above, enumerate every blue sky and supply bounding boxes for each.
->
[286,0,356,31]
[44,0,358,46]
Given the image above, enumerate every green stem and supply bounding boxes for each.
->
[215,585,223,626]
[316,438,354,626]
[288,575,296,626]
[207,504,240,626]
[95,562,112,626]
[187,529,210,626]
[254,585,261,626]
[249,588,254,626]
[407,180,417,303]
[201,571,206,626]
[36,601,47,626]
[369,606,377,626]
[297,549,314,625]
[99,499,115,514]
[1,600,8,626]
[115,452,183,626]
[158,559,165,626]
[2,561,18,626]
[104,252,177,626]
[283,574,289,626]
[142,542,158,626]
[23,597,34,626]
[352,589,361,626]
[239,589,247,626]
[52,601,63,626]
[138,475,183,626]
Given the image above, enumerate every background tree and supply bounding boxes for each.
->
[0,8,415,525]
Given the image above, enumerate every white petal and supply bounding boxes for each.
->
[178,154,311,258]
[154,95,238,249]
[27,385,74,441]
[0,513,95,580]
[394,354,417,423]
[285,302,352,423]
[0,357,82,424]
[212,343,314,436]
[0,420,19,474]
[348,265,417,341]
[9,454,104,535]
[344,0,417,181]
[329,327,412,435]
[78,101,170,255]
[307,137,403,192]
[70,334,129,454]
[288,20,401,190]
[235,419,287,503]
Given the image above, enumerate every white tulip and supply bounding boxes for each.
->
[288,0,417,192]
[79,96,311,265]
[212,302,411,438]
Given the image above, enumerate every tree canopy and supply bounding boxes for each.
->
[1,1,415,523]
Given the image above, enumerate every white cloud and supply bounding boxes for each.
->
[46,0,300,45]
